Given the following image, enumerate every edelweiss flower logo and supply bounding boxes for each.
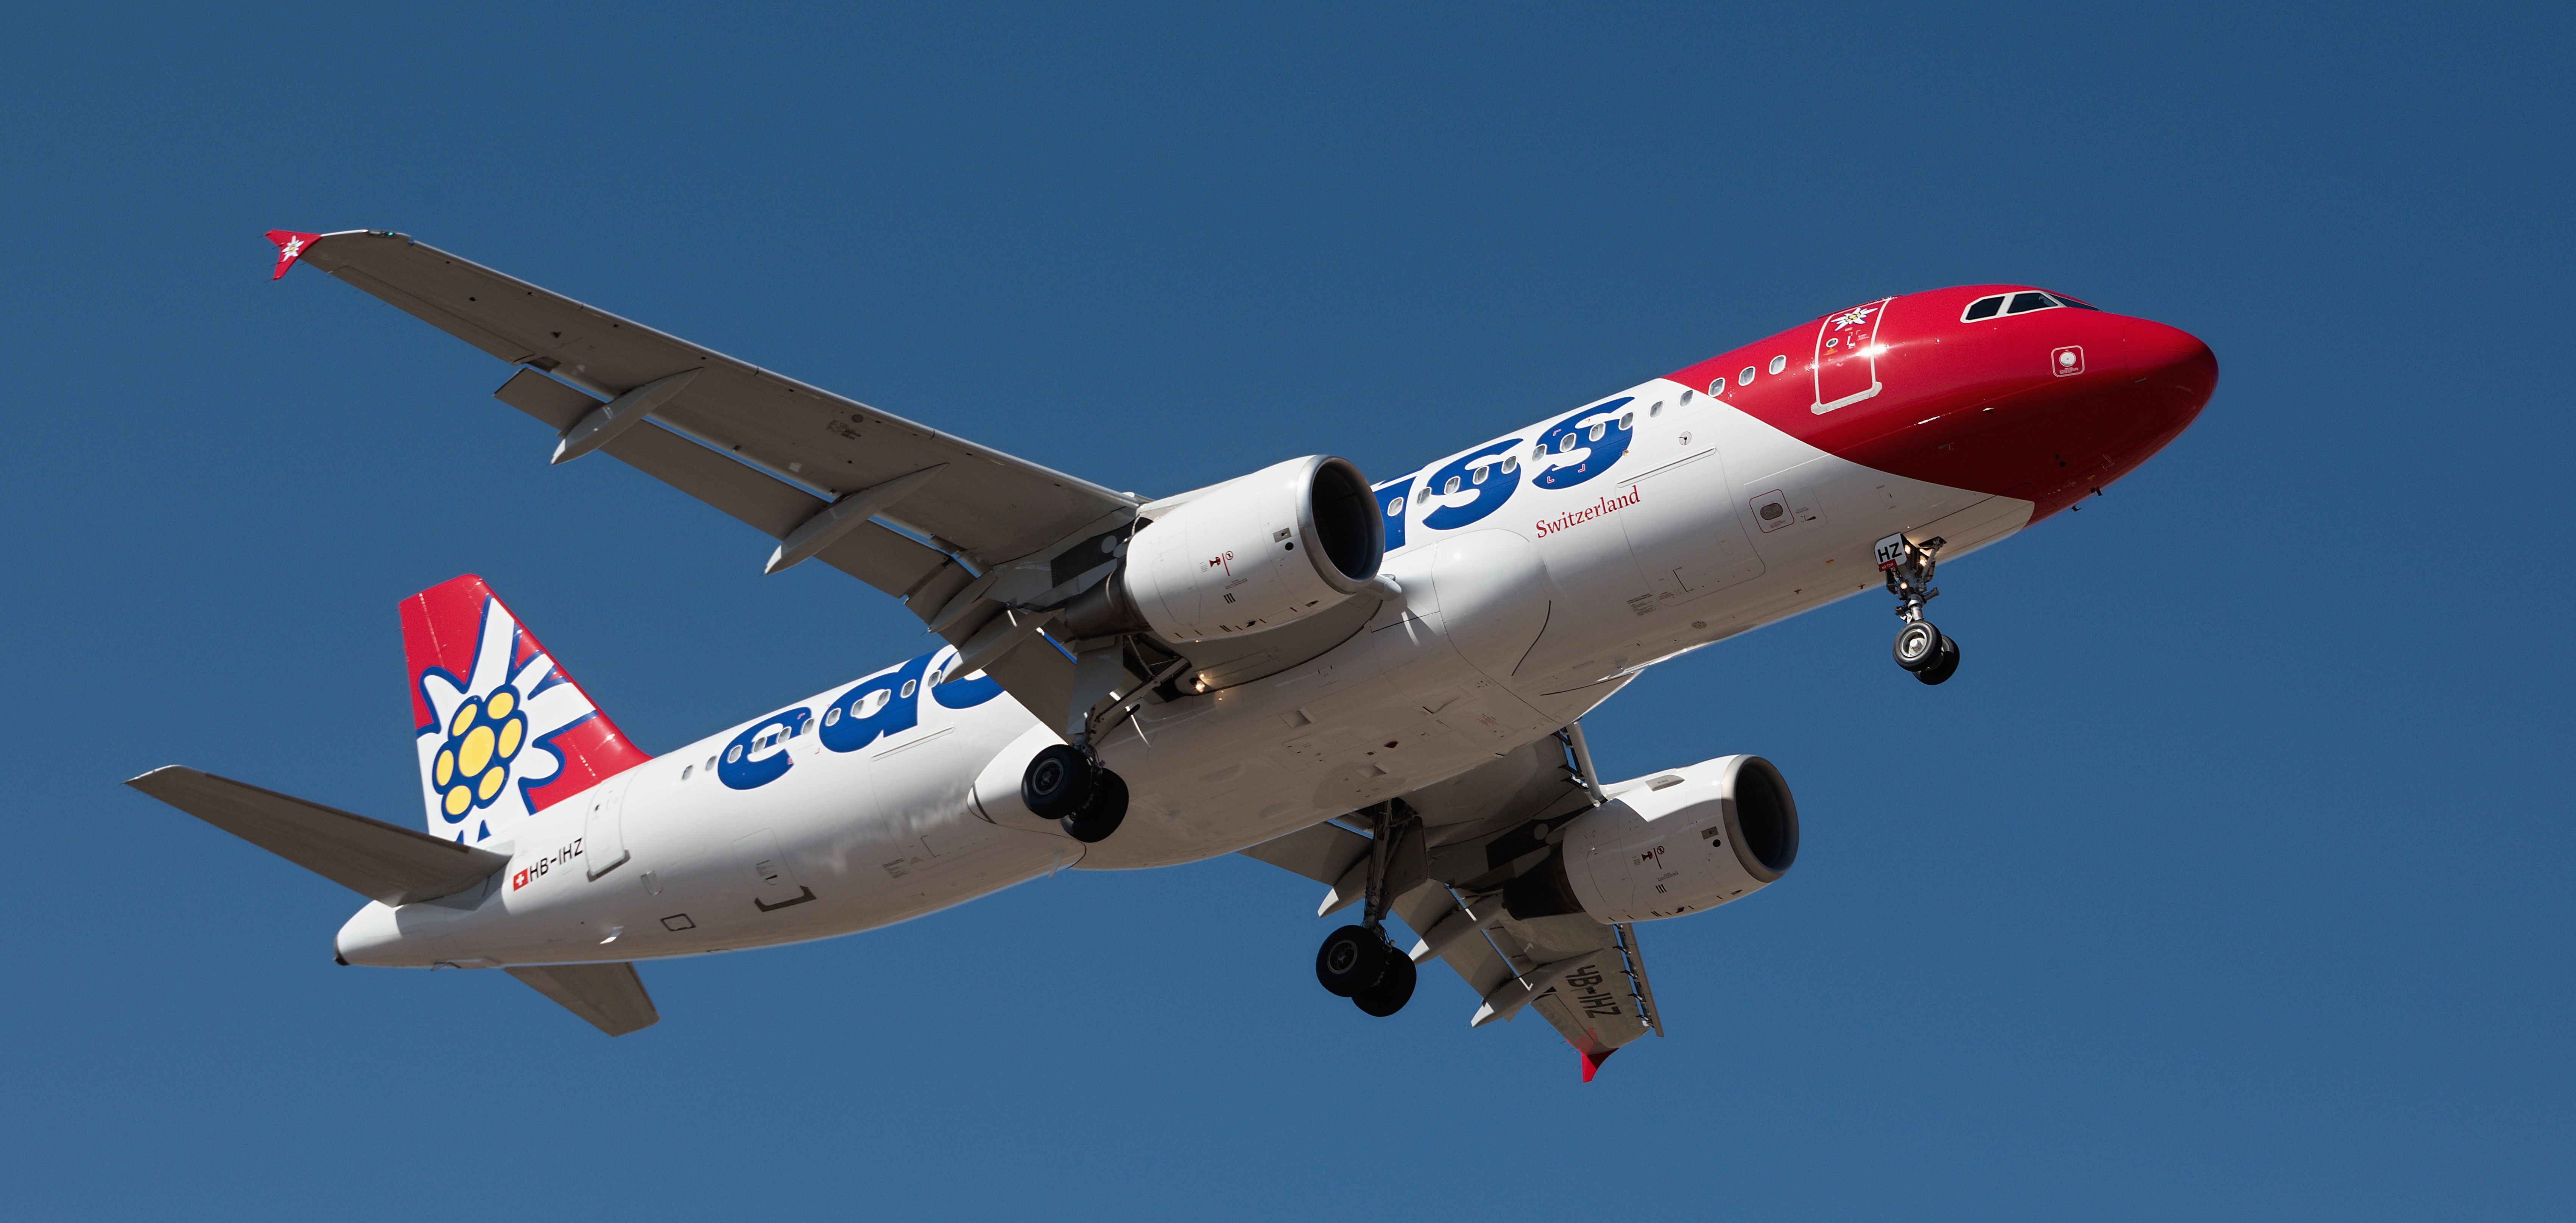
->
[1832,306,1877,328]
[416,598,598,832]
[431,684,528,818]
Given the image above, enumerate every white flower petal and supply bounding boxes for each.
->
[466,600,517,696]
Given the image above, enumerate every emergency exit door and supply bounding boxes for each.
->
[584,776,631,881]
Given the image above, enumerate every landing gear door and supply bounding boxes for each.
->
[584,775,632,881]
[1811,299,1891,415]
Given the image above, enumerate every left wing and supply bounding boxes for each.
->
[292,231,1138,562]
[282,229,1140,721]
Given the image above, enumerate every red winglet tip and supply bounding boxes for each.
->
[265,230,321,280]
[1579,1046,1615,1082]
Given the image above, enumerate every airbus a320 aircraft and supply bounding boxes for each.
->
[130,230,2215,1078]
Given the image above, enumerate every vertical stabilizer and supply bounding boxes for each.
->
[400,575,649,843]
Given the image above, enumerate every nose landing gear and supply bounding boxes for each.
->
[1878,533,1961,686]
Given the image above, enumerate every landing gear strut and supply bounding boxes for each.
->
[1313,801,1418,1017]
[1878,533,1960,686]
[1021,744,1128,843]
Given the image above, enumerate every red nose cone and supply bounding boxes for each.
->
[1662,288,2218,524]
[1861,303,2217,522]
[2123,317,2219,398]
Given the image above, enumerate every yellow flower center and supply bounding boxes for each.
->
[433,685,530,822]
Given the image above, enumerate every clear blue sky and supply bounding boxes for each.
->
[3,3,2565,1218]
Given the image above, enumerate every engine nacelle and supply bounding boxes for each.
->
[1102,455,1383,645]
[1507,755,1800,924]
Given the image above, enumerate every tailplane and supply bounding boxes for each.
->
[400,575,649,844]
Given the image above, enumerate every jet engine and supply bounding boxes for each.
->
[1062,455,1384,645]
[1504,754,1800,924]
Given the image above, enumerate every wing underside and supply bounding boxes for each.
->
[291,230,1144,720]
[1239,735,1667,1078]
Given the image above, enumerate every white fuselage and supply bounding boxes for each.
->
[337,378,2030,968]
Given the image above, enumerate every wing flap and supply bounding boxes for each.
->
[505,963,659,1036]
[1237,820,1372,886]
[126,766,508,906]
[494,367,965,602]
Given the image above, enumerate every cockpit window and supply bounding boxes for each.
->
[1963,289,2104,322]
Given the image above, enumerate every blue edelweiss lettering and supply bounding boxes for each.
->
[821,651,935,752]
[719,707,813,790]
[927,649,1006,710]
[1421,443,1524,532]
[1373,474,1417,551]
[1530,397,1636,490]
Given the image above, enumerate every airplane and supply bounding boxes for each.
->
[128,229,2216,1078]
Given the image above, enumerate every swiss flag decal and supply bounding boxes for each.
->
[264,230,322,280]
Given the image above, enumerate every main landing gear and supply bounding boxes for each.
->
[1317,924,1417,1016]
[1313,801,1419,1017]
[1020,744,1128,843]
[1878,533,1961,686]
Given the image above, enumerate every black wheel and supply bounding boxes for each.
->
[1893,620,1945,671]
[1059,768,1127,843]
[1021,744,1095,819]
[1916,636,1961,685]
[1352,949,1416,1017]
[1315,925,1386,997]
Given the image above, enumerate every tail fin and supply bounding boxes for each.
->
[400,575,649,843]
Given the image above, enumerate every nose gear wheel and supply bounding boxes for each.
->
[1893,620,1944,671]
[1878,533,1961,684]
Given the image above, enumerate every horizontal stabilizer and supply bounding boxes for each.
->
[506,963,659,1036]
[126,766,508,905]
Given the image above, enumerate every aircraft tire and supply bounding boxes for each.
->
[1893,620,1945,671]
[1916,636,1961,685]
[1315,925,1385,997]
[1060,768,1127,843]
[1352,949,1416,1017]
[1022,744,1096,819]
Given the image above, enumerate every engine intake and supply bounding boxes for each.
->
[1506,754,1800,924]
[1068,455,1383,645]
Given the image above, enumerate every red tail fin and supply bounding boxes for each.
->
[399,575,649,843]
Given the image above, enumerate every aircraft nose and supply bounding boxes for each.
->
[2123,317,2219,393]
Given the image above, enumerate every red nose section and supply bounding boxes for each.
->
[1669,287,2218,524]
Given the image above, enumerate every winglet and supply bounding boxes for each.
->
[265,230,322,280]
[1579,1045,1616,1082]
